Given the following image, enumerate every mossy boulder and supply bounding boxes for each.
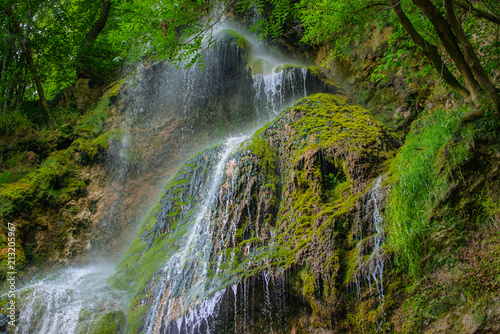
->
[75,309,126,334]
[113,93,399,332]
[214,93,398,327]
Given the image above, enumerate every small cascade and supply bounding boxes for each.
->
[263,271,274,334]
[273,274,288,329]
[231,283,238,333]
[301,67,308,98]
[352,175,387,332]
[242,277,249,333]
[252,66,309,118]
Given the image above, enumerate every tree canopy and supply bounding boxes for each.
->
[1,0,122,118]
[1,0,499,122]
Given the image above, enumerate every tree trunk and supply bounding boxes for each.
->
[0,45,11,114]
[411,0,483,106]
[389,0,470,100]
[444,0,500,112]
[76,0,112,79]
[18,39,50,113]
[4,7,50,114]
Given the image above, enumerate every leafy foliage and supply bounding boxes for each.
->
[108,0,222,68]
[0,0,122,114]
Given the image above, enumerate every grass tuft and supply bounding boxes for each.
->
[385,106,475,278]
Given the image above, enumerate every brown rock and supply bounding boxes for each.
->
[26,151,39,166]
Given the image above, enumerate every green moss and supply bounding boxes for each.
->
[0,148,74,217]
[76,309,126,334]
[307,66,342,89]
[0,80,123,218]
[74,79,123,139]
[274,64,302,73]
[107,78,126,99]
[90,311,125,334]
[0,171,28,187]
[217,29,251,52]
[241,136,277,178]
[166,178,190,189]
[0,78,125,276]
[73,129,124,162]
[56,179,87,204]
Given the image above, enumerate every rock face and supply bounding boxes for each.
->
[0,26,341,275]
[1,25,350,334]
[88,28,342,259]
[112,93,399,333]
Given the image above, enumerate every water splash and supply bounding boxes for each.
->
[13,264,123,334]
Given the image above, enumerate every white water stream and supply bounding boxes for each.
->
[142,135,249,334]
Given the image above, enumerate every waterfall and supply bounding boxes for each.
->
[9,19,343,334]
[142,135,249,334]
[252,66,309,118]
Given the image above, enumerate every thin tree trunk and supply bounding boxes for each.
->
[4,8,49,114]
[0,47,10,114]
[411,0,482,106]
[17,39,49,113]
[77,0,111,79]
[3,85,12,115]
[444,0,500,113]
[389,0,470,100]
[455,0,500,25]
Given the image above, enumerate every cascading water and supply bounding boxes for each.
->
[142,135,249,334]
[253,66,309,119]
[14,263,125,334]
[353,175,388,332]
[8,18,342,334]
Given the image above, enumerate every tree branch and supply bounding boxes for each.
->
[77,0,112,79]
[444,0,499,112]
[412,0,482,105]
[454,0,500,25]
[388,0,470,100]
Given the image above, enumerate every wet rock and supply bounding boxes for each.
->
[113,93,399,332]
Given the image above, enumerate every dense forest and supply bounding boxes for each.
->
[1,0,500,333]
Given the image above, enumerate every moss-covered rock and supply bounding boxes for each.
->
[75,309,126,334]
[0,79,125,276]
[114,93,399,332]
